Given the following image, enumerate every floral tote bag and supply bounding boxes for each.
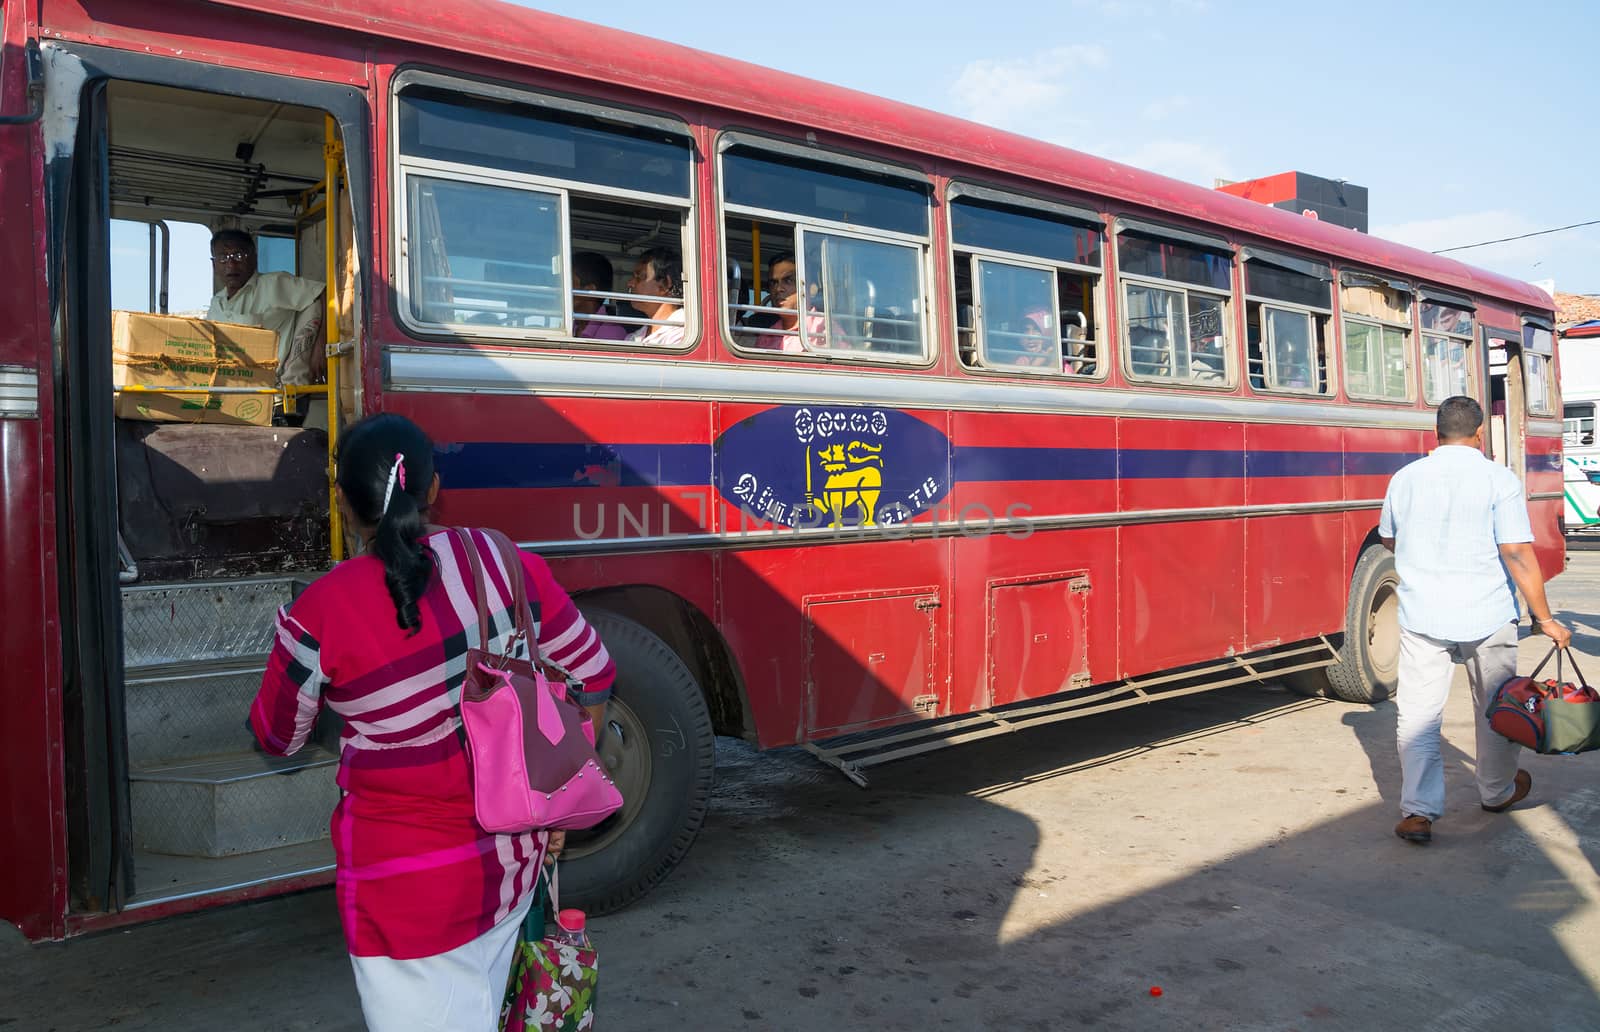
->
[502,864,599,1032]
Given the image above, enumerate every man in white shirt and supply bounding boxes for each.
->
[206,229,326,387]
[1380,395,1570,845]
[624,247,686,348]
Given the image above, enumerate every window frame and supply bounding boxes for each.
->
[1241,249,1334,398]
[390,69,699,351]
[792,221,930,357]
[716,131,934,367]
[946,183,1108,381]
[1113,224,1236,389]
[1523,319,1556,417]
[1563,401,1595,447]
[1338,272,1416,404]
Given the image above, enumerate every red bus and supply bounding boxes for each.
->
[0,0,1562,942]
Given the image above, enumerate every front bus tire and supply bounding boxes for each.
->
[1286,545,1401,704]
[562,611,716,914]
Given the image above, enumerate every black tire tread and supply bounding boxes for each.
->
[1290,546,1396,704]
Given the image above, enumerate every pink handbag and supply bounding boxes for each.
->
[454,528,623,834]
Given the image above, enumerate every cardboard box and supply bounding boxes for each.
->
[112,311,279,426]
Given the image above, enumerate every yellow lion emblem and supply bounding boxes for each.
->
[806,440,883,527]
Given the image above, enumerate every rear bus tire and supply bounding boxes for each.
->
[1285,545,1401,704]
[561,611,716,915]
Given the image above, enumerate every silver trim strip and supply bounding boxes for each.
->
[124,863,336,912]
[525,498,1385,558]
[0,364,39,419]
[1530,491,1564,502]
[385,346,1440,430]
[1528,420,1564,436]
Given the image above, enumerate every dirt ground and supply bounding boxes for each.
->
[5,554,1600,1031]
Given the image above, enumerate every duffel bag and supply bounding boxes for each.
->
[1487,645,1600,755]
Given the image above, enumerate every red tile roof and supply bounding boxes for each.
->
[1558,292,1600,328]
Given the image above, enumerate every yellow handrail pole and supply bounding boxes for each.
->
[751,222,762,300]
[325,114,345,561]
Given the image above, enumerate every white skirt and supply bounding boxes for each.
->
[349,892,534,1032]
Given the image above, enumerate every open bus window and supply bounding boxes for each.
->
[1242,249,1332,396]
[949,191,1103,377]
[1116,225,1233,386]
[395,80,694,346]
[721,141,929,361]
[1341,274,1413,402]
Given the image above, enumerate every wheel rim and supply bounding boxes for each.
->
[566,696,652,859]
[1367,576,1401,680]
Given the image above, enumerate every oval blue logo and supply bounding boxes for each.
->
[715,406,951,529]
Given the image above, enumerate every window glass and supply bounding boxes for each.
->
[1266,308,1316,391]
[1246,261,1330,309]
[1123,283,1226,383]
[723,146,927,236]
[1381,326,1409,399]
[1344,322,1376,398]
[1422,334,1471,403]
[256,235,296,275]
[406,176,563,330]
[1564,403,1595,447]
[1420,302,1473,335]
[799,231,923,355]
[1119,233,1231,290]
[951,199,1101,267]
[977,260,1055,368]
[398,87,691,198]
[1526,353,1553,415]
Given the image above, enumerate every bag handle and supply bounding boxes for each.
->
[1526,644,1589,688]
[452,527,495,655]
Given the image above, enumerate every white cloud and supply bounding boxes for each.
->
[1141,95,1192,120]
[1106,139,1231,185]
[948,45,1109,131]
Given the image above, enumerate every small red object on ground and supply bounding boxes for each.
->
[1150,987,1163,997]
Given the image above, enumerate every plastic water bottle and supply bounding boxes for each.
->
[551,908,591,949]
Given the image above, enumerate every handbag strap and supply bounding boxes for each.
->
[477,528,586,693]
[453,526,534,663]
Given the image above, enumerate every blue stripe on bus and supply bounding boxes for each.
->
[956,448,1419,482]
[437,443,1426,489]
[435,443,712,489]
[1527,454,1563,473]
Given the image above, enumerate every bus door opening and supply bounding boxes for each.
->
[70,78,360,911]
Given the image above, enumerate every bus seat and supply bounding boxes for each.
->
[116,420,331,581]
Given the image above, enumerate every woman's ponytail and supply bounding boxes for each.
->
[336,415,438,634]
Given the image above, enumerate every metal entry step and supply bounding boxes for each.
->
[121,575,306,669]
[125,657,272,767]
[130,747,340,858]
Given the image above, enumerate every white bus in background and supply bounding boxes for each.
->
[1561,327,1600,535]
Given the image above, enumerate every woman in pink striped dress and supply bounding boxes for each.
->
[251,413,615,1030]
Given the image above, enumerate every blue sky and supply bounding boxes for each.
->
[514,0,1600,298]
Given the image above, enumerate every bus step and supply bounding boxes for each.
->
[121,575,308,668]
[802,637,1339,787]
[129,747,340,858]
[125,657,271,767]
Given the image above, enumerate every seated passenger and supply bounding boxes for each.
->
[1013,310,1054,368]
[207,229,325,387]
[625,247,686,347]
[1191,334,1226,383]
[572,251,628,341]
[739,253,805,353]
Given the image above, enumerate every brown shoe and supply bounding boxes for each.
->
[1395,814,1432,844]
[1482,769,1533,813]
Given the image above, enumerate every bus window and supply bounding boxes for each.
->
[722,141,930,360]
[1564,402,1595,446]
[1341,274,1414,402]
[1524,322,1555,416]
[1242,249,1333,396]
[395,81,694,345]
[1116,223,1234,386]
[949,191,1104,377]
[1420,299,1475,404]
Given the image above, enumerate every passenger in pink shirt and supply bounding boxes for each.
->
[572,250,629,341]
[626,247,687,347]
